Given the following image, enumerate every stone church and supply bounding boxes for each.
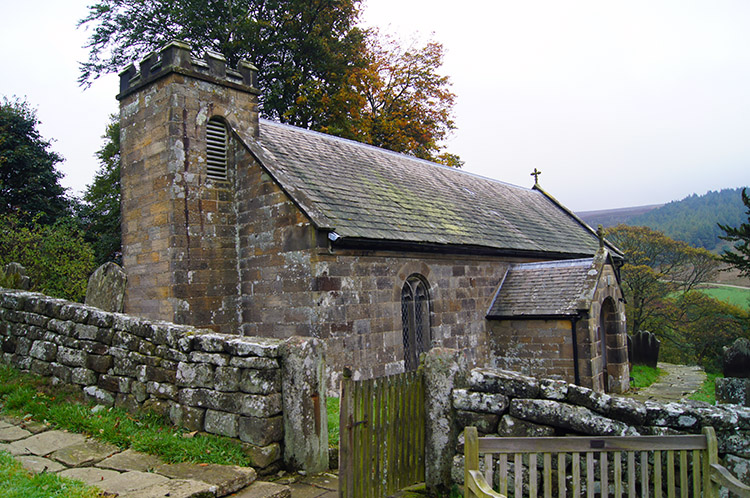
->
[118,41,629,393]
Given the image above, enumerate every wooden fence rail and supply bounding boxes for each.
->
[339,368,425,498]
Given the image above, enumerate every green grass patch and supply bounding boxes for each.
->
[327,396,339,447]
[698,286,750,310]
[689,371,722,404]
[0,365,249,466]
[0,451,102,498]
[629,364,665,388]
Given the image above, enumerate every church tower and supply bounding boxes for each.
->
[117,41,259,332]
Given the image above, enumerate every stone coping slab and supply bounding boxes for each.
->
[0,425,32,442]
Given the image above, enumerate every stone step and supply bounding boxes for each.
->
[231,481,291,498]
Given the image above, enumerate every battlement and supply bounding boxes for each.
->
[117,40,259,99]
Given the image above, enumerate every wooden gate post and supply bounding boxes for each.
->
[339,367,354,498]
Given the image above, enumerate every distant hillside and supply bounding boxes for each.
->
[629,187,747,250]
[577,204,663,229]
[578,187,748,252]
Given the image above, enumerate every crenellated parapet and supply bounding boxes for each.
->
[117,40,259,100]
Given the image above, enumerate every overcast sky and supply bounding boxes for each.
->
[1,1,748,211]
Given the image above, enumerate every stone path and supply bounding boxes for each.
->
[626,362,707,402]
[0,415,290,498]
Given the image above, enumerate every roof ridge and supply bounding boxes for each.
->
[259,118,532,191]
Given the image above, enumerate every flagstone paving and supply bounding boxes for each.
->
[0,415,291,498]
[626,361,707,402]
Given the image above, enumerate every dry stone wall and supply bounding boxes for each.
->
[446,367,750,489]
[0,288,327,474]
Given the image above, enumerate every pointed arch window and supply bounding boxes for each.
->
[401,275,431,371]
[206,118,228,180]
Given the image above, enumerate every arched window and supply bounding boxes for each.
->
[599,297,619,392]
[206,118,228,180]
[401,275,431,371]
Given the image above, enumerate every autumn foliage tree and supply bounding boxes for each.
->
[321,34,461,165]
[606,224,748,371]
[78,0,460,163]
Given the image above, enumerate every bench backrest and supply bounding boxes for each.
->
[463,426,747,498]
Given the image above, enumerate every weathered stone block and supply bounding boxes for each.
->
[229,356,279,369]
[29,341,57,361]
[115,393,141,413]
[98,374,131,393]
[243,442,282,469]
[455,410,499,434]
[176,362,215,387]
[146,381,178,400]
[87,354,113,373]
[452,389,509,414]
[205,409,239,438]
[29,359,51,376]
[71,367,98,385]
[142,398,172,418]
[83,386,115,406]
[539,379,568,400]
[57,347,87,367]
[239,415,283,446]
[240,368,281,394]
[607,396,647,426]
[239,393,283,418]
[716,377,750,406]
[225,337,282,358]
[510,399,637,436]
[188,351,229,366]
[497,414,555,437]
[566,385,611,414]
[214,366,240,392]
[644,401,700,431]
[178,388,239,412]
[169,404,205,432]
[193,333,227,353]
[50,362,72,383]
[131,381,148,403]
[469,368,540,398]
[47,319,74,335]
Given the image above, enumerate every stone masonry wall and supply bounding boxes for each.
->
[232,142,518,384]
[489,319,576,382]
[447,367,750,490]
[0,288,323,474]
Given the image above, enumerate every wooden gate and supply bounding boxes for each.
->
[339,368,425,498]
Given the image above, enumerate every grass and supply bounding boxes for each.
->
[0,451,102,498]
[327,396,339,447]
[697,285,750,310]
[0,364,250,466]
[689,371,722,404]
[629,364,665,388]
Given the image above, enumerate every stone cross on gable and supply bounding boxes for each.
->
[531,168,542,185]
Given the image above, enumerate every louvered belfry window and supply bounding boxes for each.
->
[401,275,431,371]
[206,118,228,180]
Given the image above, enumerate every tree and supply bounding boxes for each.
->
[0,213,95,302]
[78,0,366,129]
[79,117,121,265]
[719,187,750,277]
[605,225,720,334]
[78,1,461,164]
[320,34,461,165]
[0,97,69,225]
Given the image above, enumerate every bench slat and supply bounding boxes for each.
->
[601,452,609,498]
[558,453,566,498]
[655,450,663,498]
[614,452,622,498]
[587,453,595,498]
[641,451,649,498]
[628,451,636,498]
[573,452,581,498]
[477,435,707,454]
[543,453,552,498]
[667,450,676,498]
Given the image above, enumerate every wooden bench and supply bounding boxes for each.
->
[464,426,750,498]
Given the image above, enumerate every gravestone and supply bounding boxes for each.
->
[630,331,660,368]
[0,262,31,290]
[716,338,750,406]
[85,262,127,312]
[723,337,750,378]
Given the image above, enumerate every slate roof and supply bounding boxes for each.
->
[486,258,601,318]
[236,119,620,258]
